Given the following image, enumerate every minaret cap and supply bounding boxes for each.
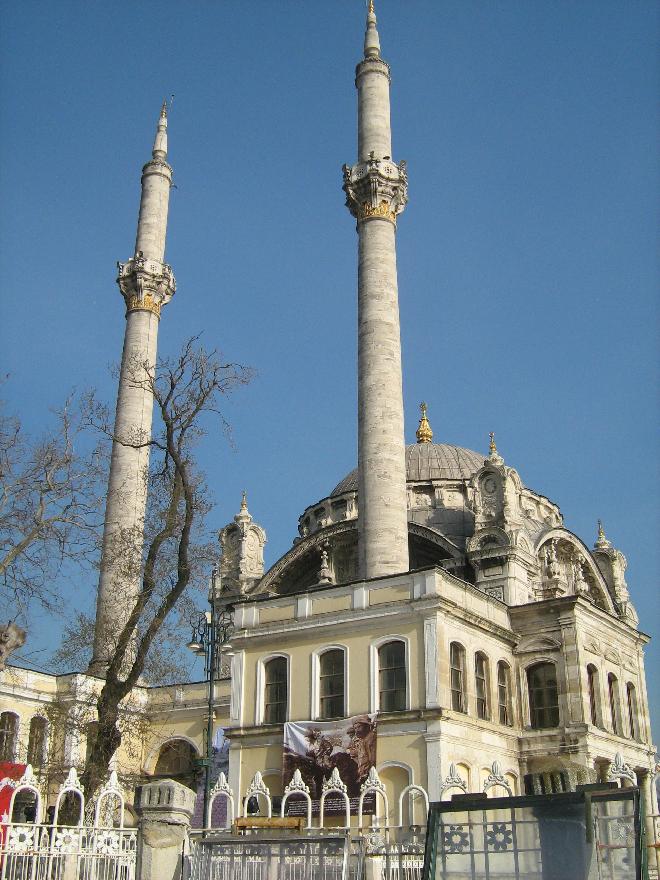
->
[234,490,252,524]
[364,0,381,58]
[416,402,433,443]
[152,98,168,159]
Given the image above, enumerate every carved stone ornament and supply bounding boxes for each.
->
[210,771,233,799]
[440,763,467,796]
[322,767,348,795]
[0,622,27,670]
[343,155,408,225]
[360,765,386,796]
[244,771,270,800]
[483,761,512,795]
[117,252,176,317]
[608,753,636,785]
[283,769,310,797]
[60,767,84,795]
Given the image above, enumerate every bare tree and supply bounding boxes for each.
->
[0,388,105,623]
[80,339,251,800]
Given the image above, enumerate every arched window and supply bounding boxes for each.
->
[527,662,559,729]
[449,643,466,713]
[626,682,638,741]
[27,716,47,768]
[586,665,599,727]
[0,712,18,762]
[154,739,198,789]
[475,652,489,720]
[378,641,406,712]
[607,673,620,735]
[264,657,288,724]
[497,661,512,726]
[319,649,345,719]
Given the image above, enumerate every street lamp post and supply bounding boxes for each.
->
[187,569,234,830]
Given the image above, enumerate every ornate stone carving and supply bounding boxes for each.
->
[284,769,310,797]
[317,546,333,585]
[244,770,270,800]
[360,765,386,796]
[117,251,176,317]
[219,493,266,595]
[608,753,636,785]
[0,622,26,670]
[322,767,348,795]
[483,761,512,795]
[343,154,407,226]
[440,763,467,796]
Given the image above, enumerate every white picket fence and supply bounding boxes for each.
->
[0,765,137,880]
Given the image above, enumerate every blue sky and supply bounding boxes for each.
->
[1,2,658,735]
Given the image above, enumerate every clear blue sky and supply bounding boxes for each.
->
[1,2,658,736]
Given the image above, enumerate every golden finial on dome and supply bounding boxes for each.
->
[416,402,433,443]
[489,432,497,455]
[368,0,375,14]
[598,519,605,540]
[241,490,248,511]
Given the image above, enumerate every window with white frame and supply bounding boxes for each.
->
[264,656,288,724]
[0,712,18,762]
[378,641,406,712]
[475,652,489,720]
[450,642,466,713]
[319,649,345,719]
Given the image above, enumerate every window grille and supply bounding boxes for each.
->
[626,682,638,740]
[587,665,599,727]
[497,662,511,726]
[608,673,620,735]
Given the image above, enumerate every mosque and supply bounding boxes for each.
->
[0,3,655,829]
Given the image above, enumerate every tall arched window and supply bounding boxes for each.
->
[378,641,406,712]
[475,652,489,720]
[319,649,345,719]
[0,712,18,762]
[264,657,288,724]
[527,662,559,729]
[27,716,48,768]
[607,673,620,735]
[497,661,512,726]
[626,682,638,741]
[449,643,466,713]
[586,665,599,727]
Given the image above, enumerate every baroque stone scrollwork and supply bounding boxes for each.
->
[440,763,467,797]
[608,752,636,786]
[117,251,176,317]
[343,154,407,226]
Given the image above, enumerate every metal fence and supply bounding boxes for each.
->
[0,766,137,880]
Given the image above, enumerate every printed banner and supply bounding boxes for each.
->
[282,714,377,816]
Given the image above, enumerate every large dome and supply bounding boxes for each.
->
[330,443,485,496]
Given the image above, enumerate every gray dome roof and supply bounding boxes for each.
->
[331,443,485,496]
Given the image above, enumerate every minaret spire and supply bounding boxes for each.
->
[343,7,409,579]
[89,103,176,676]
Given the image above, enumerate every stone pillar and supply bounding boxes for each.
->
[343,4,409,580]
[136,779,196,880]
[89,103,176,675]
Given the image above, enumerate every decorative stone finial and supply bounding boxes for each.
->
[594,519,611,550]
[160,99,168,118]
[416,402,433,444]
[152,99,169,159]
[489,432,497,455]
[241,490,248,511]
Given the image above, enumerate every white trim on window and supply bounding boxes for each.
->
[310,644,349,720]
[369,635,411,714]
[256,653,291,725]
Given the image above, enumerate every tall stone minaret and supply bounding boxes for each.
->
[343,2,409,579]
[89,103,176,676]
